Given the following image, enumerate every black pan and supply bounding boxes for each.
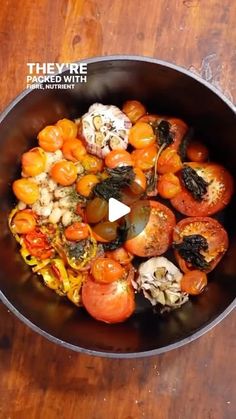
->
[0,56,235,358]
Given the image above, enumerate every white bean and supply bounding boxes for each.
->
[40,203,53,217]
[62,210,73,226]
[49,207,62,224]
[33,173,48,184]
[54,186,72,199]
[40,188,52,206]
[18,201,27,210]
[58,197,71,208]
[48,179,57,192]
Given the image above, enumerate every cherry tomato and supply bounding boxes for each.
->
[82,269,135,323]
[125,200,175,257]
[130,167,146,194]
[12,210,36,234]
[186,141,209,162]
[13,179,39,205]
[157,173,181,199]
[122,100,146,123]
[138,114,160,123]
[81,154,103,173]
[105,150,134,169]
[64,222,89,241]
[105,247,133,265]
[62,139,87,162]
[24,230,53,260]
[85,197,108,223]
[165,118,188,151]
[157,147,183,174]
[21,147,46,177]
[173,217,228,273]
[171,162,234,216]
[132,144,157,170]
[76,174,99,197]
[56,118,77,141]
[92,221,118,242]
[181,270,207,295]
[37,125,63,152]
[129,122,155,149]
[91,257,125,283]
[50,160,77,186]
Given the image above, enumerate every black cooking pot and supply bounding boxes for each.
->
[0,56,235,358]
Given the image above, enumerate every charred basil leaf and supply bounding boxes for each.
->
[178,127,194,161]
[102,223,128,251]
[93,166,135,201]
[66,240,87,259]
[181,166,209,201]
[152,120,174,148]
[173,234,210,270]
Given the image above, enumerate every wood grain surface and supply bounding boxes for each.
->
[0,1,235,418]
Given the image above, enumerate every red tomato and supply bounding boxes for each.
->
[171,162,234,216]
[167,118,188,151]
[138,114,160,123]
[91,257,125,283]
[105,150,134,169]
[105,247,133,265]
[181,270,207,295]
[24,230,54,260]
[82,269,135,323]
[173,217,228,273]
[186,141,209,163]
[157,173,181,199]
[132,144,157,171]
[125,200,176,257]
[64,222,89,241]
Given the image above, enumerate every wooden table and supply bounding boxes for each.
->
[0,1,235,418]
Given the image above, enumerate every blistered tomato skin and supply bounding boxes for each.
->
[38,125,63,152]
[129,122,155,149]
[122,100,146,123]
[105,150,134,169]
[92,221,118,242]
[13,179,39,205]
[157,147,183,174]
[56,118,78,141]
[64,222,89,241]
[62,139,87,162]
[76,174,99,197]
[157,173,181,199]
[50,160,77,186]
[91,257,125,283]
[181,270,207,295]
[22,147,46,177]
[85,197,108,223]
[186,141,209,163]
[132,144,157,171]
[12,210,36,234]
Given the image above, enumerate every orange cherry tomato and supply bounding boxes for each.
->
[85,197,108,223]
[122,100,146,123]
[56,118,78,141]
[62,139,87,162]
[64,222,89,241]
[81,269,135,323]
[157,147,182,174]
[129,121,155,149]
[76,174,99,197]
[91,257,125,283]
[105,150,134,169]
[12,210,36,234]
[132,144,157,171]
[130,167,147,194]
[50,160,77,186]
[37,125,63,152]
[81,154,103,173]
[181,270,207,295]
[92,221,118,242]
[186,141,209,163]
[138,114,160,123]
[157,173,181,199]
[105,247,133,265]
[21,147,46,177]
[12,179,39,205]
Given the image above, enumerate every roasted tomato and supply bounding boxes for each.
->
[85,197,108,224]
[92,221,118,242]
[81,154,103,173]
[171,162,234,216]
[24,229,54,260]
[62,138,86,162]
[105,150,134,169]
[186,141,209,163]
[12,179,39,205]
[157,147,182,174]
[105,247,133,265]
[138,114,160,123]
[157,173,181,199]
[91,257,125,283]
[12,210,36,234]
[181,270,207,295]
[50,160,77,186]
[21,147,46,177]
[38,125,63,152]
[128,122,155,149]
[173,217,228,273]
[125,200,175,257]
[82,268,135,323]
[64,222,89,241]
[132,144,157,171]
[130,167,147,194]
[76,174,99,197]
[56,118,78,141]
[122,100,146,123]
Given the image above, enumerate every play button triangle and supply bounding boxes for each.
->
[108,198,131,222]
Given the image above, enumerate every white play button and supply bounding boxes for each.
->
[108,198,131,222]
